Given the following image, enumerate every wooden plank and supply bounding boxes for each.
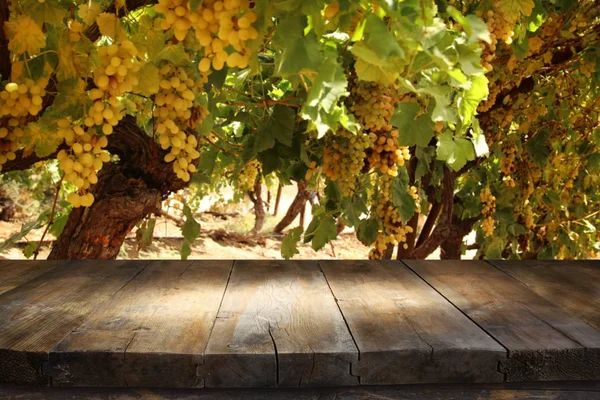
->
[50,260,233,388]
[405,260,600,382]
[202,260,358,388]
[320,260,506,385]
[0,260,147,385]
[2,382,600,400]
[490,260,600,330]
[0,261,63,296]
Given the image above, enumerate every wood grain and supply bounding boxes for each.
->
[490,260,600,330]
[406,260,600,382]
[320,260,506,385]
[0,261,63,296]
[202,260,358,388]
[50,260,233,388]
[2,382,600,400]
[0,260,146,385]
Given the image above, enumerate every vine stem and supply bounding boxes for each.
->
[33,174,65,260]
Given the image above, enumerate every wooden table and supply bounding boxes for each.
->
[0,260,598,392]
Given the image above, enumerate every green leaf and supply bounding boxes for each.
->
[136,64,160,96]
[181,204,201,260]
[356,217,379,246]
[436,131,476,171]
[156,43,187,65]
[273,15,322,76]
[0,220,44,252]
[415,146,435,181]
[49,212,69,237]
[458,75,488,125]
[44,78,86,121]
[254,105,296,153]
[23,242,38,259]
[301,55,348,137]
[304,211,337,251]
[391,169,417,222]
[486,237,506,259]
[350,14,406,84]
[447,7,491,44]
[281,227,303,259]
[392,102,434,147]
[25,0,68,27]
[136,218,156,250]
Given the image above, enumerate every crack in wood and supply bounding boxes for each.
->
[267,325,279,386]
[317,261,361,385]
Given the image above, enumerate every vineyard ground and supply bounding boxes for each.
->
[0,185,476,260]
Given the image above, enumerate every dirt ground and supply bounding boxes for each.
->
[0,184,472,260]
[0,185,373,260]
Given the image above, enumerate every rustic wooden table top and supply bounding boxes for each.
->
[0,260,598,390]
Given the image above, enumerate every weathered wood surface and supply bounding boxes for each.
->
[0,261,146,385]
[405,260,600,382]
[2,382,600,400]
[202,260,358,388]
[1,260,600,389]
[0,260,62,296]
[320,260,506,385]
[490,260,600,330]
[50,260,233,388]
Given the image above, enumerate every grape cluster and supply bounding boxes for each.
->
[366,130,410,177]
[476,8,515,71]
[480,186,496,237]
[321,129,373,196]
[368,175,418,260]
[154,0,258,75]
[349,77,396,132]
[0,78,49,170]
[237,160,261,191]
[500,140,517,176]
[56,120,111,208]
[0,79,47,118]
[347,77,411,177]
[88,41,140,134]
[153,64,205,182]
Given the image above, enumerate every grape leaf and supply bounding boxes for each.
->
[458,74,489,125]
[97,13,121,40]
[44,78,86,121]
[391,168,417,222]
[304,211,337,251]
[254,105,295,153]
[180,204,201,260]
[273,16,322,76]
[436,131,476,171]
[25,0,68,27]
[357,217,379,246]
[301,55,348,137]
[392,102,434,147]
[497,0,535,21]
[4,15,46,56]
[136,64,160,96]
[22,122,63,157]
[281,227,303,259]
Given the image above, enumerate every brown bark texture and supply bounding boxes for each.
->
[48,116,189,259]
[273,181,310,234]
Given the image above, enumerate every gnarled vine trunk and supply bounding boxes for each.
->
[47,116,189,259]
[273,181,310,234]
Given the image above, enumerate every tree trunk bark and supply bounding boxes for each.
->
[249,176,265,234]
[48,164,161,259]
[47,116,190,259]
[440,237,463,259]
[272,182,282,216]
[273,181,309,234]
